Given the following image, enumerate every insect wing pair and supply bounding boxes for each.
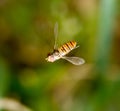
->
[46,22,85,65]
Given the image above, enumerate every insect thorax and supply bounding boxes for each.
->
[53,49,60,56]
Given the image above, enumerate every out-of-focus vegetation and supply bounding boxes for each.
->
[0,0,120,111]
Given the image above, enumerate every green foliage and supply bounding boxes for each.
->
[0,0,120,111]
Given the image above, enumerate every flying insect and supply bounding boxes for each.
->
[45,22,85,65]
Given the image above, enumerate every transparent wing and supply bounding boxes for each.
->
[62,56,85,65]
[54,22,58,49]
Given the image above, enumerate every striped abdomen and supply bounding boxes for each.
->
[58,41,77,56]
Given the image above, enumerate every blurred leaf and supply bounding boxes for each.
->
[95,0,116,74]
[85,0,117,111]
[0,57,10,98]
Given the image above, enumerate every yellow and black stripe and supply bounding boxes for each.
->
[58,41,77,56]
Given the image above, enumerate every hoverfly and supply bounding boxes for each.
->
[45,22,85,65]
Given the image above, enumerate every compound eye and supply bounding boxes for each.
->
[47,53,51,56]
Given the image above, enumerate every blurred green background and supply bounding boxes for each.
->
[0,0,120,111]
